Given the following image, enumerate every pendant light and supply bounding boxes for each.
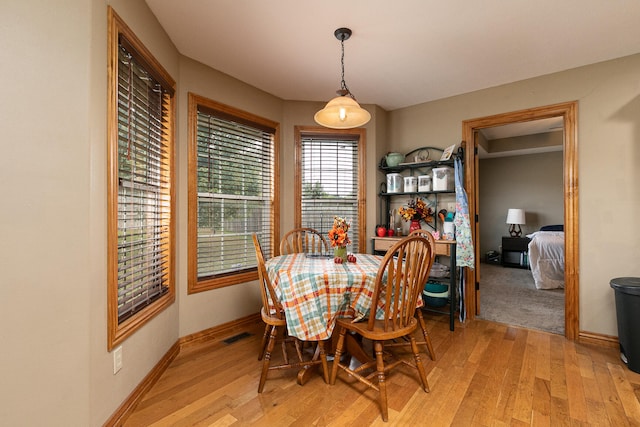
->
[314,28,371,129]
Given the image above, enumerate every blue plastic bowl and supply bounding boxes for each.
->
[423,282,449,307]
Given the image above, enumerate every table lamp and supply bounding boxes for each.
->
[506,208,525,237]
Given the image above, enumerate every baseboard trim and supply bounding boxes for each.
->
[179,312,261,349]
[104,312,261,426]
[579,330,619,348]
[104,341,180,427]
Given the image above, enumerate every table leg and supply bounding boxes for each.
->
[296,364,319,385]
[345,332,373,363]
[296,331,373,385]
[296,340,328,386]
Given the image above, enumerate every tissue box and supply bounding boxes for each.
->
[432,167,454,191]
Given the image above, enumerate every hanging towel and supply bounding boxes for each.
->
[453,157,475,268]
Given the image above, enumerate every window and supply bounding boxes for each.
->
[294,127,366,253]
[107,7,176,350]
[188,93,279,293]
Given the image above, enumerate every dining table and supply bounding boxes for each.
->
[265,252,384,384]
[264,252,383,342]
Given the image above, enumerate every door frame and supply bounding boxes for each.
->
[462,101,579,340]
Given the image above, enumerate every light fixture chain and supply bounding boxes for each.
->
[340,38,351,97]
[314,27,370,129]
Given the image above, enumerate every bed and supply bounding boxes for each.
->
[527,225,565,289]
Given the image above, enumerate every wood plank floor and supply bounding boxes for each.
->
[123,314,640,426]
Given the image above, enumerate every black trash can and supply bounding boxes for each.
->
[610,277,640,373]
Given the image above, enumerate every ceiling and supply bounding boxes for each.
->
[477,117,564,158]
[479,117,564,140]
[145,1,640,112]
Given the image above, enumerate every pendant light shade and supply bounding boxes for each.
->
[315,28,371,129]
[314,96,371,129]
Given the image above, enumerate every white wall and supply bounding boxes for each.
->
[389,53,640,336]
[0,0,93,424]
[479,151,564,255]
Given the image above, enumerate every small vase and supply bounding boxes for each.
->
[409,220,421,233]
[334,246,347,262]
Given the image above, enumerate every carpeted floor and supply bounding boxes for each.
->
[477,262,565,335]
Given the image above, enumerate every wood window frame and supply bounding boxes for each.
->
[293,126,366,254]
[187,93,280,293]
[107,7,176,350]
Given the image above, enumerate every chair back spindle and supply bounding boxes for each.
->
[369,235,435,333]
[280,227,329,255]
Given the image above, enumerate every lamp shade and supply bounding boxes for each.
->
[314,96,371,129]
[506,208,526,225]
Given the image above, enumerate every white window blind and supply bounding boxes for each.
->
[195,108,274,279]
[115,41,172,323]
[301,135,360,249]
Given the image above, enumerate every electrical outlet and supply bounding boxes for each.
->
[446,202,455,212]
[113,346,123,374]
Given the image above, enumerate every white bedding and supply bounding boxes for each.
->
[527,231,565,289]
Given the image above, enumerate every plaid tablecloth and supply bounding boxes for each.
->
[265,253,382,341]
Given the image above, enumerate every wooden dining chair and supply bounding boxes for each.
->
[279,227,329,255]
[329,235,435,422]
[385,228,439,361]
[252,234,329,393]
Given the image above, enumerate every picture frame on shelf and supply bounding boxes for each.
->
[440,144,456,161]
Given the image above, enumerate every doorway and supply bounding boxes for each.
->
[462,102,579,340]
[477,121,565,334]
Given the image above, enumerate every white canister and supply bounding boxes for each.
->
[386,173,403,193]
[443,221,455,240]
[418,175,432,192]
[432,167,454,191]
[403,176,417,193]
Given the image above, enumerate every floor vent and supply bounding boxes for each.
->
[223,332,252,344]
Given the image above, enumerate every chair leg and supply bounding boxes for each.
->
[329,327,347,385]
[258,324,278,393]
[258,323,270,361]
[318,340,329,384]
[294,339,304,362]
[416,309,436,361]
[410,335,430,392]
[374,341,389,422]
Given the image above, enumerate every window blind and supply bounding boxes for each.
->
[116,44,171,323]
[195,110,274,280]
[301,136,360,249]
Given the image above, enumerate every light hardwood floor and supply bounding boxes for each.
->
[123,314,640,426]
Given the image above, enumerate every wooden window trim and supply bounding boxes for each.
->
[187,93,280,293]
[107,7,176,350]
[293,126,366,254]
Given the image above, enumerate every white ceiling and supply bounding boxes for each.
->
[479,117,564,140]
[146,1,640,111]
[477,117,564,158]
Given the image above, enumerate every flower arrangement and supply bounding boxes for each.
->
[398,197,434,223]
[328,216,351,248]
